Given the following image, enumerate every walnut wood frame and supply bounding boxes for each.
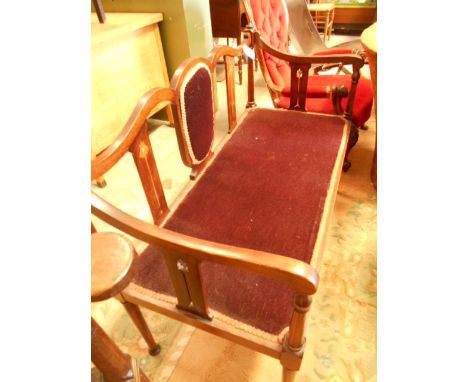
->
[91,45,349,381]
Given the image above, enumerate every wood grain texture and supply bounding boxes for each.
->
[91,232,137,302]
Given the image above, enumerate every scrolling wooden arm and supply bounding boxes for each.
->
[91,87,177,181]
[255,33,365,67]
[91,192,319,296]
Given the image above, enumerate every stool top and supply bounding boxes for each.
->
[91,232,137,302]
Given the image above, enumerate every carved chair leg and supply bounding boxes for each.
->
[282,367,298,382]
[280,295,312,382]
[121,300,161,356]
[343,123,360,172]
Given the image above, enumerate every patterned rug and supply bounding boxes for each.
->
[91,74,377,381]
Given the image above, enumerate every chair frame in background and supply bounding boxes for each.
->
[241,0,370,170]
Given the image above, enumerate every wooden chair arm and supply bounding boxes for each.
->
[255,32,365,69]
[91,192,319,295]
[91,87,177,181]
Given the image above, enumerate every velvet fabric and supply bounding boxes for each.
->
[249,0,373,127]
[182,66,214,162]
[134,108,346,335]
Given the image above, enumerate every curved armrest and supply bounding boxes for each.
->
[91,192,319,295]
[92,87,176,181]
[255,32,365,69]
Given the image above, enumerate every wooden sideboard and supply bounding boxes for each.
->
[92,12,172,156]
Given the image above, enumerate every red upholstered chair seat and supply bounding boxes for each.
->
[133,108,347,335]
[280,74,374,128]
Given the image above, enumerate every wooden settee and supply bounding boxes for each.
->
[91,46,356,381]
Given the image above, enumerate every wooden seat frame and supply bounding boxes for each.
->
[91,45,350,382]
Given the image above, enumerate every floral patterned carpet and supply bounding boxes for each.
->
[91,65,376,381]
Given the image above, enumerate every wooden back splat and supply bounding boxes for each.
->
[92,46,243,321]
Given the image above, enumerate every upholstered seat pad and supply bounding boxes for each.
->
[134,108,346,335]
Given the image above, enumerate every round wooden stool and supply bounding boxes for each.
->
[91,232,159,382]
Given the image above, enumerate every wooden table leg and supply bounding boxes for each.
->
[121,300,161,356]
[91,317,150,382]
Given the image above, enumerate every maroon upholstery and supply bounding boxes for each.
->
[249,0,373,127]
[181,64,214,162]
[134,108,346,335]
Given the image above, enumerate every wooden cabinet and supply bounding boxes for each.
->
[92,13,172,155]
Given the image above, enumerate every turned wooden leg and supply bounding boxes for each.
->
[91,317,150,382]
[121,300,161,356]
[280,295,313,382]
[343,123,359,172]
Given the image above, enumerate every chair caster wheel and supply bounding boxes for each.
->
[342,161,351,172]
[149,344,161,356]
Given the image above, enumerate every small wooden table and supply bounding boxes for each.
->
[91,232,154,382]
[361,22,377,189]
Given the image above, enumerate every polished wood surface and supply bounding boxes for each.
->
[91,232,154,381]
[361,22,377,189]
[91,45,348,382]
[91,232,137,302]
[92,12,173,155]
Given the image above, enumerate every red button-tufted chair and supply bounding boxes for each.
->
[243,0,374,170]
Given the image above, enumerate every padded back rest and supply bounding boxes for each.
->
[248,0,291,89]
[178,62,215,165]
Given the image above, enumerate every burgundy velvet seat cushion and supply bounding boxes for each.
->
[134,108,346,335]
[280,74,374,128]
